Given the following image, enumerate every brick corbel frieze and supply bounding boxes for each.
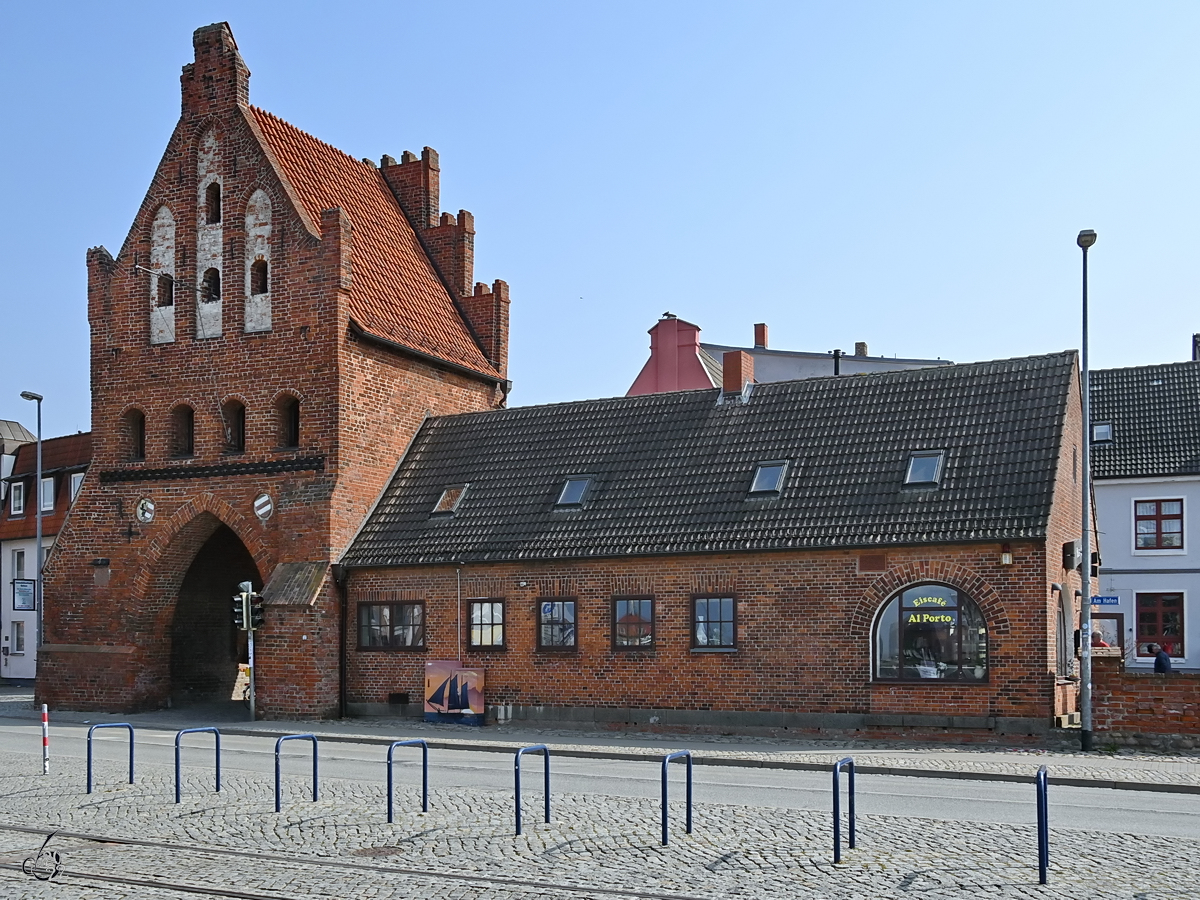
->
[131,492,275,599]
[848,560,1012,642]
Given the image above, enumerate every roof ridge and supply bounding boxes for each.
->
[1093,358,1200,377]
[250,106,375,172]
[434,349,1077,424]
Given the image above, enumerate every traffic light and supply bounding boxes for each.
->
[232,593,248,630]
[249,593,265,630]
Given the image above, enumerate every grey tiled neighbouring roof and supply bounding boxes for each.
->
[342,351,1076,567]
[1090,360,1200,479]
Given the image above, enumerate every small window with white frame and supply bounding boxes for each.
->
[11,621,24,654]
[1091,422,1113,443]
[905,451,946,486]
[749,461,788,495]
[70,472,84,501]
[9,482,24,516]
[40,477,55,512]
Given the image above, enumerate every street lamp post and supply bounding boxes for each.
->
[19,391,44,653]
[1076,229,1097,752]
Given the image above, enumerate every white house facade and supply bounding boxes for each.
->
[1091,359,1200,673]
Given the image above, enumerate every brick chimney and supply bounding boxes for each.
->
[723,350,754,394]
[627,315,714,395]
[855,341,868,357]
[754,323,768,349]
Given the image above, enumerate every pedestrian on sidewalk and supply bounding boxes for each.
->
[1149,643,1173,673]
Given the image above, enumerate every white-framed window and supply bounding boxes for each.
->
[9,482,24,516]
[12,549,25,580]
[70,472,84,501]
[11,622,24,654]
[39,476,54,512]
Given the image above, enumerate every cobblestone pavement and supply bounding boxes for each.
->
[0,743,1193,899]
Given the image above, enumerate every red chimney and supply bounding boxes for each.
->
[754,323,768,349]
[723,350,754,394]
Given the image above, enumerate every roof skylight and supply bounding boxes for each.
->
[557,477,592,506]
[432,484,467,514]
[904,451,945,486]
[1091,422,1113,443]
[750,461,788,494]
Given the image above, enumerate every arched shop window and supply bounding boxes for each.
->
[873,583,988,681]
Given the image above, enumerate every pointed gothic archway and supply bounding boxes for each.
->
[169,519,262,705]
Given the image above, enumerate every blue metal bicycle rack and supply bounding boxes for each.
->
[1036,765,1049,885]
[832,756,855,863]
[660,750,693,846]
[86,723,134,794]
[514,744,550,835]
[174,727,221,804]
[386,739,428,823]
[274,734,318,813]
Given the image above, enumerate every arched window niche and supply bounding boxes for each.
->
[277,394,300,449]
[171,405,195,458]
[122,408,146,461]
[873,583,988,682]
[205,181,222,224]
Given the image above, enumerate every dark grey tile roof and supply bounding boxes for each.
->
[697,346,723,387]
[1090,360,1200,479]
[343,351,1076,567]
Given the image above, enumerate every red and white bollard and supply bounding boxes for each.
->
[41,704,49,775]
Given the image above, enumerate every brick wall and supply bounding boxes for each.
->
[1093,655,1200,744]
[346,540,1066,737]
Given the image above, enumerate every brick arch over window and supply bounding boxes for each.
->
[849,560,1011,642]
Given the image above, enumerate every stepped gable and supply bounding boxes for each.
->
[344,351,1077,566]
[250,107,498,378]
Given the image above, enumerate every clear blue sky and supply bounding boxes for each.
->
[1,2,1196,438]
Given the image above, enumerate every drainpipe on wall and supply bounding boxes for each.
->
[331,563,348,719]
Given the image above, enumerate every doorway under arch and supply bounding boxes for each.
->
[170,523,261,705]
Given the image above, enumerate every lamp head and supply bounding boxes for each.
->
[1077,229,1097,249]
[19,391,42,403]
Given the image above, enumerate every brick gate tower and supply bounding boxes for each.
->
[37,23,510,716]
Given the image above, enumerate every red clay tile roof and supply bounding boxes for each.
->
[249,108,498,379]
[1,433,92,541]
[11,433,92,476]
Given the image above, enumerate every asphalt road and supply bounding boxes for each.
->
[5,720,1197,840]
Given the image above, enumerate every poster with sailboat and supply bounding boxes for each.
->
[424,660,485,725]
